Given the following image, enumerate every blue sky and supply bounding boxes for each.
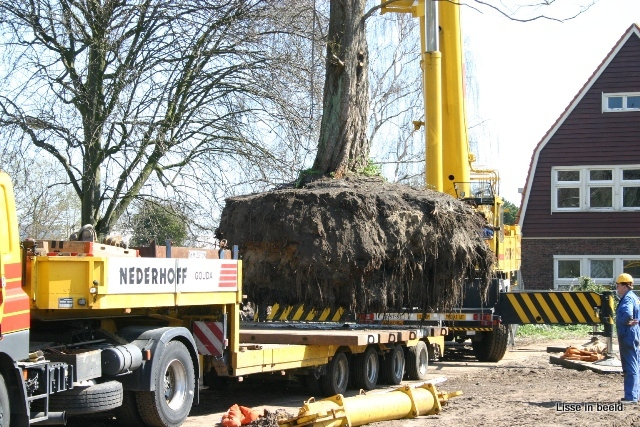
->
[460,0,640,205]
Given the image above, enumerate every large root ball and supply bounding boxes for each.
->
[216,177,494,312]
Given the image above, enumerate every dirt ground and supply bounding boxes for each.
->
[183,337,639,427]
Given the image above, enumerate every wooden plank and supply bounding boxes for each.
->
[36,240,137,257]
[549,355,622,374]
[92,244,137,257]
[38,240,92,254]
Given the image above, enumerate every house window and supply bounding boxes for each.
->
[623,169,640,208]
[554,255,640,290]
[555,170,580,209]
[590,259,613,279]
[603,92,640,112]
[623,260,640,279]
[558,260,581,278]
[552,165,640,211]
[588,169,613,208]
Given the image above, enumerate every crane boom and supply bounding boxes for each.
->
[381,0,521,281]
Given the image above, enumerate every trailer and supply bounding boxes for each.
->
[0,171,447,427]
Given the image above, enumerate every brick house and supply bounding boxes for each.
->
[518,24,640,290]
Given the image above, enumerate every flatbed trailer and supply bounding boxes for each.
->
[0,169,447,427]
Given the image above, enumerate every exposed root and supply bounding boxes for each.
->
[216,177,494,312]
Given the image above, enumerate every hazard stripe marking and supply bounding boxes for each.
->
[266,304,346,322]
[534,293,558,324]
[549,293,572,323]
[562,293,586,324]
[500,292,601,325]
[218,264,238,288]
[193,321,225,356]
[4,262,21,279]
[506,294,528,323]
[0,311,30,333]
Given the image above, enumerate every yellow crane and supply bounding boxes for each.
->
[382,0,521,280]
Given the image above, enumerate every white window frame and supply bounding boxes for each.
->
[553,255,640,290]
[551,165,640,212]
[602,92,640,112]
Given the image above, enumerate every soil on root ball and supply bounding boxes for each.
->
[216,176,494,313]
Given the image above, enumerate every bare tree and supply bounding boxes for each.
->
[0,149,80,240]
[368,11,424,185]
[313,0,595,179]
[0,0,318,238]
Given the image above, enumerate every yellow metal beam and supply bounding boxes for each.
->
[439,0,470,196]
[425,50,443,192]
[281,382,462,426]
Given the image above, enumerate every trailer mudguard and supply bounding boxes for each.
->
[115,326,200,405]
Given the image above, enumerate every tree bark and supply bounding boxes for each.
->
[313,0,370,177]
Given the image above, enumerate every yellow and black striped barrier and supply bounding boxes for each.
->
[265,303,346,322]
[499,291,602,325]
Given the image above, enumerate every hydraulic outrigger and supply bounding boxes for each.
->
[281,379,462,427]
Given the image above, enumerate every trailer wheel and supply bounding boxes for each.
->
[352,346,379,390]
[137,341,195,427]
[321,352,349,396]
[303,373,323,397]
[405,341,428,380]
[49,381,123,414]
[0,374,10,427]
[472,324,508,362]
[380,345,405,385]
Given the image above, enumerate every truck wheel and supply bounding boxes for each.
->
[113,390,145,426]
[352,346,379,390]
[405,341,428,380]
[49,381,123,414]
[472,324,508,362]
[0,374,10,427]
[380,344,405,385]
[321,352,349,396]
[137,341,195,427]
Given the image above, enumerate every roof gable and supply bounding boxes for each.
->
[517,23,640,229]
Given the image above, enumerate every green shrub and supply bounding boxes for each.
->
[572,276,611,293]
[357,159,383,178]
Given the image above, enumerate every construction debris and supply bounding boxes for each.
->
[560,346,605,362]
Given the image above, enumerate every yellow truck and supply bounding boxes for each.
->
[0,171,446,427]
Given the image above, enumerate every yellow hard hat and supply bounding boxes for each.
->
[617,273,634,284]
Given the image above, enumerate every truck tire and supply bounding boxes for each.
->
[405,341,428,380]
[49,381,123,414]
[0,374,10,427]
[321,352,349,396]
[380,344,405,385]
[351,346,379,390]
[472,324,508,362]
[113,390,145,426]
[137,340,195,427]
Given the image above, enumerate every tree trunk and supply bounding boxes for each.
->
[313,0,370,177]
[81,38,107,236]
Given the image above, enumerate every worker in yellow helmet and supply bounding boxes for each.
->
[616,273,640,403]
